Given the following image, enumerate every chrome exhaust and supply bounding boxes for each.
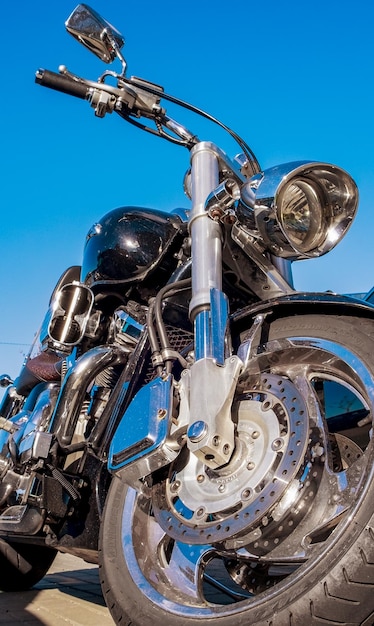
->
[49,345,127,447]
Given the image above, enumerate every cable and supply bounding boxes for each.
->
[118,109,194,147]
[148,278,192,375]
[0,342,31,347]
[120,77,261,174]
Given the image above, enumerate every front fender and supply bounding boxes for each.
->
[231,292,374,333]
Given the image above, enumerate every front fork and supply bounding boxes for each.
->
[186,142,242,469]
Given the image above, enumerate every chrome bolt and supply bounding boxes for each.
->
[241,488,252,500]
[262,400,272,411]
[188,421,208,443]
[170,480,181,493]
[252,431,260,439]
[272,438,284,451]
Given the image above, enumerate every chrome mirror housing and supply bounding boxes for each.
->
[238,161,358,260]
[65,4,125,65]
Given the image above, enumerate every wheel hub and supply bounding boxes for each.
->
[153,373,320,545]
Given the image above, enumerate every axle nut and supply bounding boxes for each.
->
[187,420,208,443]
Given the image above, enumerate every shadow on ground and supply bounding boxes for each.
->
[0,554,113,625]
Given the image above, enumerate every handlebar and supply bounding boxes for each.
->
[35,69,91,100]
[35,66,260,170]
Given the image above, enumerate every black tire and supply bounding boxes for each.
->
[0,539,57,591]
[99,315,374,625]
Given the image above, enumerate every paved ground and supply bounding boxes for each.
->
[0,553,114,625]
[0,551,237,624]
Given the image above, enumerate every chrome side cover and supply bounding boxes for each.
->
[108,375,178,486]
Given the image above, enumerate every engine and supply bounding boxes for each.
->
[0,279,146,526]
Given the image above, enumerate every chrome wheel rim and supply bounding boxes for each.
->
[120,336,374,617]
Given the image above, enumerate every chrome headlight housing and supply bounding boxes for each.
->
[239,161,358,260]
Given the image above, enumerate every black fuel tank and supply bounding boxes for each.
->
[81,206,183,290]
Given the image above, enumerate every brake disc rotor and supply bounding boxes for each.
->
[153,373,324,545]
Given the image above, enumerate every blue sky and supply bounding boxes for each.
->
[1,0,374,382]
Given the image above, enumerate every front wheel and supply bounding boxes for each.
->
[99,315,374,626]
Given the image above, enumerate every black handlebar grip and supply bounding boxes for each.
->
[35,69,90,100]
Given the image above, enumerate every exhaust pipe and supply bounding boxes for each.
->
[49,345,126,447]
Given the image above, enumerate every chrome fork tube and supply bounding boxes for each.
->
[185,143,241,469]
[188,142,221,360]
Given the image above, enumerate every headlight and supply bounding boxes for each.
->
[238,161,358,260]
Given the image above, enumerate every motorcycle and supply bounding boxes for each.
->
[0,4,373,624]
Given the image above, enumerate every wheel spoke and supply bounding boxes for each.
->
[159,539,212,602]
[123,487,214,605]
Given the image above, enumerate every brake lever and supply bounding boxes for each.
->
[93,74,165,119]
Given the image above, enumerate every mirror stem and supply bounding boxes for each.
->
[103,29,127,76]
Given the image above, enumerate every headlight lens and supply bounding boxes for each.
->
[279,178,324,253]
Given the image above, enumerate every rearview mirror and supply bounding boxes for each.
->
[65,4,125,64]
